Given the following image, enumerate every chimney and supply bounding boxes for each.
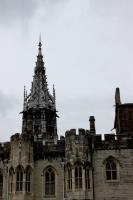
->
[89,116,96,134]
[115,87,121,105]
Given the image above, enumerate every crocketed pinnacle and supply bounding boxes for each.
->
[38,34,42,56]
[35,37,44,73]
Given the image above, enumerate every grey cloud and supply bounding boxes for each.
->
[0,0,37,23]
[0,0,67,26]
[0,90,18,117]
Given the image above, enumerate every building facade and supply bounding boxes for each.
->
[0,41,133,200]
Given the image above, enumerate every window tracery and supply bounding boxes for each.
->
[66,165,72,191]
[9,168,14,193]
[45,167,55,196]
[75,163,82,189]
[85,166,90,190]
[105,158,118,181]
[16,166,23,191]
[26,167,32,192]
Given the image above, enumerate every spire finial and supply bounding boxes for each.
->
[38,34,42,55]
[39,33,41,44]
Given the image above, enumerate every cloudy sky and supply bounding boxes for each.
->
[0,0,132,141]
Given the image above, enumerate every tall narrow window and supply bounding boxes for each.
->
[45,167,55,196]
[0,172,3,197]
[9,168,14,193]
[85,167,90,190]
[106,159,117,180]
[75,163,82,189]
[16,166,23,191]
[67,166,72,191]
[26,168,31,192]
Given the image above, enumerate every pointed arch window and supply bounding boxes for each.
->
[75,163,82,189]
[105,158,118,180]
[9,168,14,193]
[45,167,55,196]
[16,166,23,191]
[85,166,90,190]
[26,167,32,192]
[0,171,3,197]
[67,165,72,191]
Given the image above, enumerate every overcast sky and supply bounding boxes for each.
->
[0,0,132,141]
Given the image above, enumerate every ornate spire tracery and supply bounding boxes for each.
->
[22,39,57,141]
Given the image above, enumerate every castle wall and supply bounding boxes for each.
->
[2,131,133,200]
[93,148,133,200]
[34,159,64,200]
[10,133,34,168]
[65,129,93,200]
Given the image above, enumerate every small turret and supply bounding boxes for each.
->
[114,87,133,136]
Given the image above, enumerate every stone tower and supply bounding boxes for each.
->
[114,87,133,136]
[22,39,58,142]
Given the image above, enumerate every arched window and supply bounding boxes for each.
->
[105,158,117,180]
[9,168,14,193]
[85,166,90,190]
[67,165,72,191]
[0,171,3,197]
[45,167,55,196]
[75,163,82,189]
[26,167,32,192]
[16,166,23,191]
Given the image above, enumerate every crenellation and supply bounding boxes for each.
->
[94,133,133,150]
[78,128,86,135]
[104,133,116,142]
[65,130,70,137]
[11,133,20,141]
[69,128,76,137]
[60,135,65,140]
[94,134,102,146]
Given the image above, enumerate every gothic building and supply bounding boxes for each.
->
[0,41,133,200]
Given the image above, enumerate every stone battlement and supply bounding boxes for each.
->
[65,128,89,138]
[65,130,133,150]
[11,133,33,143]
[94,133,116,143]
[11,133,20,141]
[94,132,133,149]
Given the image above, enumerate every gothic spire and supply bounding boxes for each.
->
[22,39,57,140]
[35,36,44,73]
